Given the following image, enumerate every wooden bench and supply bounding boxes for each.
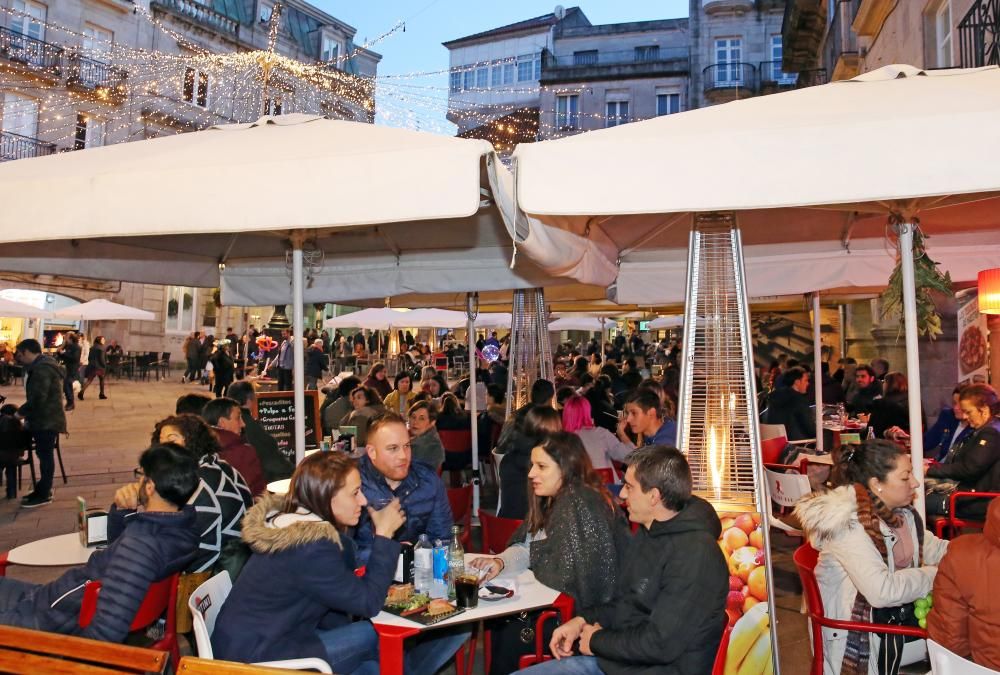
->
[0,624,168,674]
[177,656,324,673]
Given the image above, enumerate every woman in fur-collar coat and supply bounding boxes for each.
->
[794,440,948,675]
[212,453,404,674]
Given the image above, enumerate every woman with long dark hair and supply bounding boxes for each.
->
[497,406,562,519]
[795,440,948,675]
[213,452,405,673]
[470,432,629,674]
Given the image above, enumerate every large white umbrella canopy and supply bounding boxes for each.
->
[647,315,684,329]
[323,308,413,331]
[509,65,1000,301]
[548,315,606,332]
[54,299,155,321]
[0,297,53,319]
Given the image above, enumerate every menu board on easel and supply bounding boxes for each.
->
[253,390,321,464]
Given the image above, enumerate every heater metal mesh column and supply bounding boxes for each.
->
[677,214,763,512]
[506,288,553,417]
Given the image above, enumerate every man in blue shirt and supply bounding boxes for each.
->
[616,388,677,449]
[353,411,453,565]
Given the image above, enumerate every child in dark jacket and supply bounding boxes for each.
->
[0,403,29,499]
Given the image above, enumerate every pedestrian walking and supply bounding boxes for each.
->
[78,336,108,401]
[14,339,67,508]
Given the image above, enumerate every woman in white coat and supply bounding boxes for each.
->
[794,439,948,675]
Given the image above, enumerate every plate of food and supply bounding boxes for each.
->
[383,584,465,625]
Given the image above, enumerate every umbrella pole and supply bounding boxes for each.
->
[812,293,824,452]
[292,240,306,465]
[898,222,926,519]
[466,293,480,519]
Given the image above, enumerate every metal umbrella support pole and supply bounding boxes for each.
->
[466,292,481,518]
[291,237,306,465]
[813,293,824,452]
[897,220,926,518]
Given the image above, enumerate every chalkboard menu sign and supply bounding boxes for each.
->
[253,390,322,464]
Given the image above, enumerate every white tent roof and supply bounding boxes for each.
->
[509,65,1000,302]
[647,315,684,329]
[323,308,413,331]
[548,316,606,332]
[324,307,511,331]
[0,297,53,319]
[0,115,563,304]
[54,299,155,321]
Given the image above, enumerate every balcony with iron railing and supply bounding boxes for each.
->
[0,25,63,75]
[702,62,757,102]
[0,130,55,162]
[150,0,240,36]
[758,60,799,90]
[540,46,689,83]
[958,0,1000,67]
[825,0,860,80]
[66,53,128,103]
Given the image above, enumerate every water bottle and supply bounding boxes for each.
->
[414,534,433,594]
[837,402,846,423]
[431,538,448,597]
[447,525,465,600]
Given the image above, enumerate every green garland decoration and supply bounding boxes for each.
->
[879,220,952,340]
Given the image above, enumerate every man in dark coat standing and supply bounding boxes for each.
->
[58,333,81,412]
[523,446,728,675]
[15,339,66,508]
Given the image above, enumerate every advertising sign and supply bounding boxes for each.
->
[956,288,989,385]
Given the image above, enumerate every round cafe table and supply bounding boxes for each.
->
[0,532,95,576]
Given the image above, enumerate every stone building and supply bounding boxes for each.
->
[0,0,380,356]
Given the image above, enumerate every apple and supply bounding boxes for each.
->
[723,527,750,552]
[734,513,756,535]
[749,527,764,550]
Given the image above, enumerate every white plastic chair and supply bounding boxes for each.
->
[928,639,996,674]
[763,467,811,537]
[760,422,817,451]
[188,571,333,673]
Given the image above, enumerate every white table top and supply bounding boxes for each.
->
[372,554,561,632]
[7,532,95,567]
[267,479,290,494]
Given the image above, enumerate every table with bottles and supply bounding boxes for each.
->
[372,527,572,675]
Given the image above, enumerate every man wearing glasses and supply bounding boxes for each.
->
[0,444,200,643]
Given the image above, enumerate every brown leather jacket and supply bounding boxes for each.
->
[929,497,1000,671]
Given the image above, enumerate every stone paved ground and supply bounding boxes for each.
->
[0,371,817,672]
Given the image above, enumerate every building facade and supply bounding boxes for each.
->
[446,2,798,147]
[0,0,380,355]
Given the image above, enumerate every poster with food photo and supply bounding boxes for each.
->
[956,288,988,384]
[718,511,775,675]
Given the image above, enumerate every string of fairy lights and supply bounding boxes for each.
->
[0,3,665,155]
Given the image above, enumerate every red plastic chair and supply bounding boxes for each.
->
[594,467,616,485]
[932,491,1000,539]
[516,610,560,668]
[611,459,627,482]
[711,621,733,675]
[793,544,926,675]
[478,509,523,555]
[78,572,180,668]
[446,485,474,551]
[440,428,474,487]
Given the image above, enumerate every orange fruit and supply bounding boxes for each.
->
[723,527,750,552]
[749,527,764,550]
[748,566,768,601]
[751,513,763,526]
[721,517,736,531]
[734,513,756,535]
[742,596,760,613]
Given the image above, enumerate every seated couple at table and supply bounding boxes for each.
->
[212,412,468,675]
[467,433,727,675]
[0,444,201,642]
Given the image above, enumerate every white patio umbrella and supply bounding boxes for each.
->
[647,315,684,329]
[0,297,53,319]
[323,308,413,331]
[54,299,156,321]
[547,315,606,332]
[508,65,1000,519]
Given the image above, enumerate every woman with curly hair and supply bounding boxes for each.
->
[151,414,253,572]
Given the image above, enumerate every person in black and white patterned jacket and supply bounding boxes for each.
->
[150,414,253,572]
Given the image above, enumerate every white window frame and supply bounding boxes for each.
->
[502,62,515,85]
[491,64,502,87]
[258,1,273,24]
[555,93,579,130]
[264,95,283,115]
[320,34,340,66]
[770,36,795,83]
[164,286,198,335]
[74,112,104,149]
[449,70,461,93]
[1,91,38,138]
[83,23,113,61]
[182,67,210,108]
[11,0,46,41]
[605,100,629,128]
[462,69,474,91]
[934,1,953,68]
[517,54,534,82]
[655,91,680,116]
[714,38,743,86]
[476,67,488,89]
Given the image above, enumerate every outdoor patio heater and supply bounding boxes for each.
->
[506,288,553,416]
[676,213,779,673]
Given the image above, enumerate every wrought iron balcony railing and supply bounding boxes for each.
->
[150,0,239,36]
[0,25,63,72]
[758,60,798,87]
[703,62,757,95]
[66,53,128,101]
[0,130,56,162]
[959,0,1000,67]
